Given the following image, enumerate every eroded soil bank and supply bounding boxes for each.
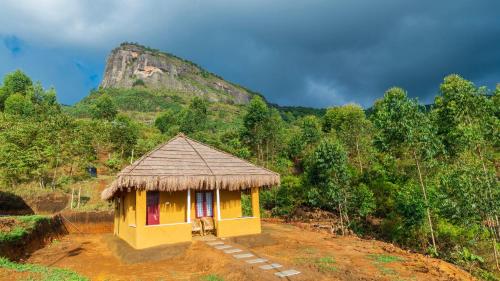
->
[0,216,66,261]
[1,222,478,281]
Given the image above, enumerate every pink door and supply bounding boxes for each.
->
[146,191,160,225]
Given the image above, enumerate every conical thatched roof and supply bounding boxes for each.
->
[101,133,280,200]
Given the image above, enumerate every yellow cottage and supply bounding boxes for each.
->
[101,133,280,249]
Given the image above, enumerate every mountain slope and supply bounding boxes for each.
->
[100,43,253,104]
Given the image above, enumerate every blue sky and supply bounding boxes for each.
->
[1,0,499,107]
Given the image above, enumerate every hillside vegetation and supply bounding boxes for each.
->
[0,45,498,279]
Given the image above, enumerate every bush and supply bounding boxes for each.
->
[132,79,145,87]
[105,154,122,171]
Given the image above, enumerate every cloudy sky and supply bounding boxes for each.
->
[1,0,499,107]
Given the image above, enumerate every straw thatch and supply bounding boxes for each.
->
[101,133,280,200]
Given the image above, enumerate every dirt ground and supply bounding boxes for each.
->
[0,222,477,281]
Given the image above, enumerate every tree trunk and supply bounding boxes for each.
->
[77,187,81,208]
[339,203,345,236]
[414,151,437,254]
[343,195,351,228]
[130,149,134,164]
[355,138,363,174]
[51,160,59,190]
[70,187,74,209]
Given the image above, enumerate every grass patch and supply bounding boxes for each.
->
[200,274,224,281]
[295,255,337,272]
[0,257,88,281]
[368,254,405,263]
[367,254,404,276]
[0,215,50,243]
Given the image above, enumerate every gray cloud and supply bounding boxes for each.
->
[0,0,499,107]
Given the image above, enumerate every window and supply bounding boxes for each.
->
[195,191,213,218]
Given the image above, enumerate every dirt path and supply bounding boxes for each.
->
[2,222,477,281]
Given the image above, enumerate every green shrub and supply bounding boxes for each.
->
[105,154,122,171]
[132,79,145,87]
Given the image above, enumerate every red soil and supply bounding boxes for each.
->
[1,222,478,281]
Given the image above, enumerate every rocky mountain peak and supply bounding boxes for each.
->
[100,43,252,104]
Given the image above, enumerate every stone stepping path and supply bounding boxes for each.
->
[224,248,242,254]
[260,263,282,270]
[234,253,254,259]
[246,258,268,264]
[205,239,301,278]
[275,269,301,278]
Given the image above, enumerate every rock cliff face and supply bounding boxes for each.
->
[100,43,252,104]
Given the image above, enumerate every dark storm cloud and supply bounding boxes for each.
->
[0,0,499,107]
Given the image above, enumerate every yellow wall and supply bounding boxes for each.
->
[220,190,242,219]
[160,191,186,224]
[116,192,137,247]
[251,187,260,218]
[114,187,262,249]
[127,191,136,226]
[216,217,261,237]
[133,190,191,249]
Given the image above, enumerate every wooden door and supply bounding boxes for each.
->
[146,191,160,225]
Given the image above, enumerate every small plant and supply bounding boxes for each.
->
[295,255,337,272]
[200,274,224,281]
[368,254,405,263]
[132,79,145,87]
[367,254,404,276]
[316,256,337,272]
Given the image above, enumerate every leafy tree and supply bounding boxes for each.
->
[4,93,34,116]
[372,87,441,253]
[323,104,373,173]
[304,138,351,234]
[0,70,33,110]
[110,114,139,157]
[155,109,178,134]
[242,96,285,164]
[433,75,499,268]
[180,97,208,134]
[91,95,117,121]
[300,115,322,146]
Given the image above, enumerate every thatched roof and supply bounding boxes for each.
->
[101,133,280,200]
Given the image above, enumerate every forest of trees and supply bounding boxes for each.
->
[0,70,498,279]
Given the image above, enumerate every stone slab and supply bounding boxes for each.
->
[246,258,268,264]
[275,270,301,278]
[260,263,283,270]
[233,253,254,259]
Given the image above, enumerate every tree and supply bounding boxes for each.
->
[433,75,499,268]
[180,97,208,134]
[372,87,441,254]
[323,104,373,173]
[91,95,117,121]
[0,70,33,110]
[299,115,322,146]
[110,114,139,158]
[155,109,178,134]
[242,96,285,164]
[4,93,34,116]
[305,138,351,234]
